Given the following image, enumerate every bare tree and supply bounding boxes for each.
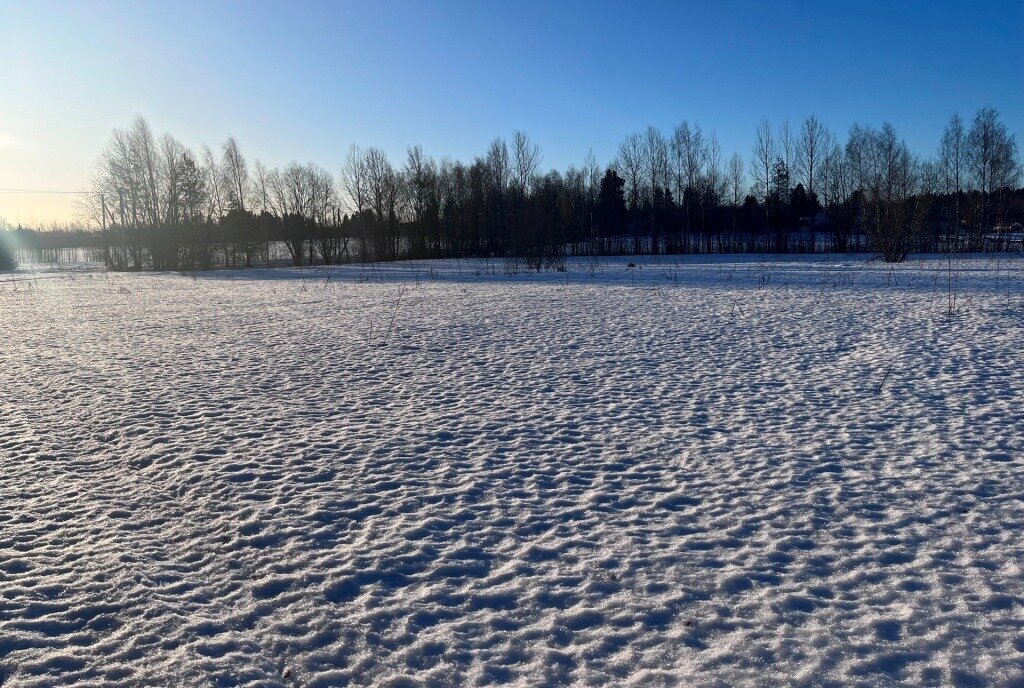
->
[486,137,511,192]
[201,144,226,223]
[252,159,271,214]
[615,132,647,253]
[797,115,828,200]
[778,118,794,190]
[939,114,967,196]
[702,132,724,251]
[750,117,774,243]
[616,132,646,212]
[670,121,707,249]
[512,131,541,192]
[218,137,256,266]
[821,137,854,251]
[404,145,438,257]
[267,162,334,265]
[966,107,1020,239]
[152,133,187,268]
[938,114,967,247]
[643,126,670,192]
[483,137,512,254]
[727,152,745,207]
[364,147,401,260]
[583,149,601,208]
[307,163,340,264]
[750,118,774,204]
[726,152,745,251]
[91,115,220,270]
[854,123,923,262]
[221,137,250,212]
[704,132,724,200]
[670,121,706,199]
[93,117,163,269]
[341,145,369,262]
[644,126,669,252]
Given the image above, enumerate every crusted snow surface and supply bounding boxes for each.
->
[2,255,1024,687]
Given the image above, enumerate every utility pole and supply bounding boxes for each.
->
[100,192,113,268]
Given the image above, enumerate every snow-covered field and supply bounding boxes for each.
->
[2,255,1024,687]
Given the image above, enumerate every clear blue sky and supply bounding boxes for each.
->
[1,0,1022,224]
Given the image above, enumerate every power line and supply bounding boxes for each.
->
[0,188,96,193]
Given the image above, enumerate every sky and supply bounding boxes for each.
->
[1,0,1021,226]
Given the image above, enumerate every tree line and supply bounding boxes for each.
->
[0,237,14,270]
[76,109,1023,269]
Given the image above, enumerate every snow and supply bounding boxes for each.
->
[2,255,1024,687]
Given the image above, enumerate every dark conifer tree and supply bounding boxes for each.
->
[594,169,627,252]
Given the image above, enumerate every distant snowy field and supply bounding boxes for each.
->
[2,255,1024,688]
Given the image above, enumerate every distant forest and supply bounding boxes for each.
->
[5,109,1022,269]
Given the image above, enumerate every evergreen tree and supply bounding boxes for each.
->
[595,169,627,241]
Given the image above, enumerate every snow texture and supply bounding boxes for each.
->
[2,255,1024,687]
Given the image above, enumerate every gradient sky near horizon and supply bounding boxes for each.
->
[1,0,1022,226]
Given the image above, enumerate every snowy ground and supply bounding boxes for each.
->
[2,255,1024,687]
